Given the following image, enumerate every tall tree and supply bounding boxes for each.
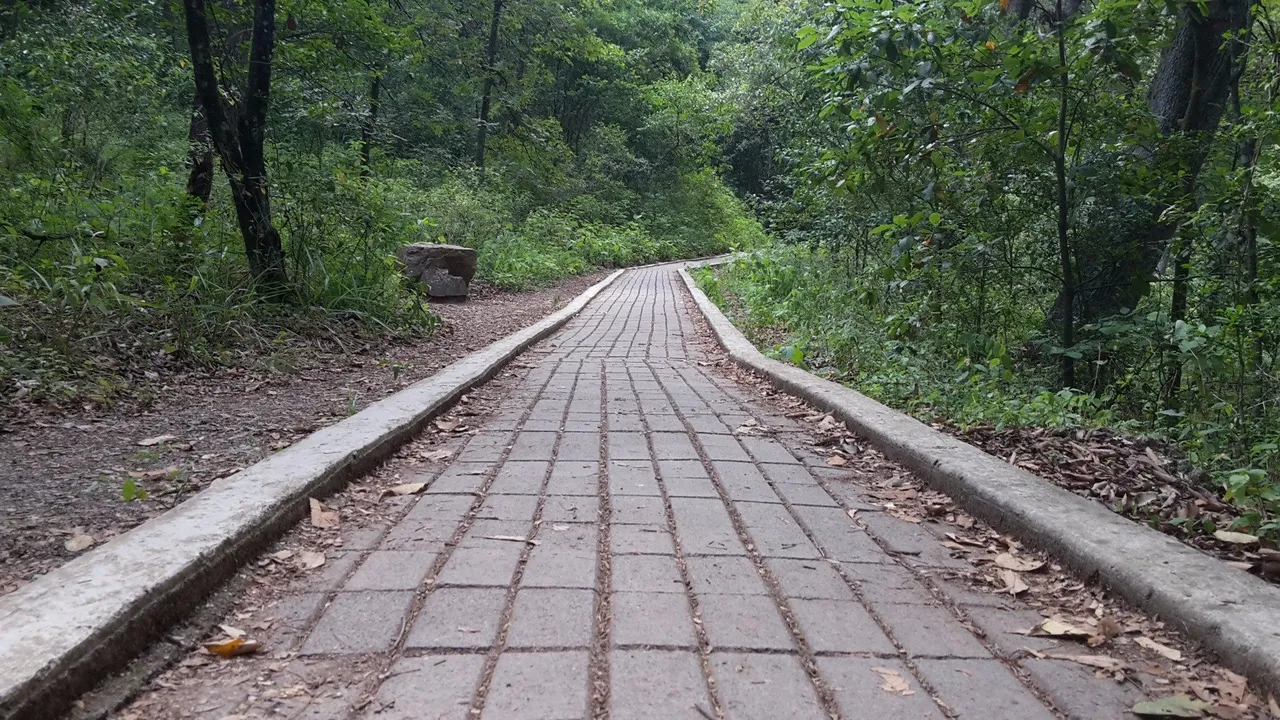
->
[1073,0,1252,321]
[182,0,287,286]
[474,0,504,168]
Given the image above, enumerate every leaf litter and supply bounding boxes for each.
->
[688,333,1280,720]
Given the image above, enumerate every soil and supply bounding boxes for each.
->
[0,272,609,597]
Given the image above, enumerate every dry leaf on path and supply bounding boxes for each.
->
[1029,618,1092,639]
[64,534,95,552]
[826,455,848,467]
[994,552,1044,573]
[137,434,177,447]
[203,637,263,658]
[1136,636,1183,662]
[1130,695,1212,718]
[382,482,427,498]
[423,449,453,461]
[999,569,1029,595]
[435,419,459,432]
[1087,616,1121,647]
[870,667,914,695]
[485,535,539,545]
[219,624,245,638]
[271,549,294,561]
[309,498,340,529]
[1213,530,1260,545]
[1045,653,1125,671]
[297,550,326,570]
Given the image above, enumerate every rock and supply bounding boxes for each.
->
[398,243,478,298]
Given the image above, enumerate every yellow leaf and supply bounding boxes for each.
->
[1213,530,1259,545]
[985,40,997,51]
[204,637,262,658]
[1030,618,1091,639]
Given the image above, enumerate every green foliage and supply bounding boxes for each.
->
[1,0,763,408]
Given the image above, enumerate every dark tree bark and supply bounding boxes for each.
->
[474,0,504,168]
[360,73,381,177]
[183,0,287,287]
[1069,0,1250,321]
[185,95,214,205]
[1054,0,1076,388]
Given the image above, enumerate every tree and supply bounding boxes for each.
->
[475,0,505,168]
[182,0,287,286]
[1073,0,1253,322]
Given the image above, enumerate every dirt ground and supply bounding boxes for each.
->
[0,272,608,596]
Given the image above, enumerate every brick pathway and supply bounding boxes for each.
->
[272,266,1142,719]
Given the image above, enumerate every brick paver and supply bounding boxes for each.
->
[286,265,1146,718]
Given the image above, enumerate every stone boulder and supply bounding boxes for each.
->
[398,243,478,299]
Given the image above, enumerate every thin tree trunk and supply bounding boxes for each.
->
[185,95,214,206]
[474,0,503,168]
[1055,0,1075,389]
[183,0,286,287]
[360,73,380,177]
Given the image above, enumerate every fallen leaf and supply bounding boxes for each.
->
[846,509,858,520]
[999,569,1029,595]
[1213,530,1259,545]
[1088,616,1121,647]
[219,624,245,638]
[994,552,1044,573]
[826,455,848,467]
[297,550,326,570]
[1046,653,1125,671]
[203,637,263,658]
[1030,618,1092,639]
[271,550,294,561]
[309,498,339,529]
[435,419,459,432]
[1269,695,1279,716]
[870,667,914,695]
[137,434,177,447]
[423,449,453,461]
[65,534,95,552]
[485,535,539,545]
[1136,636,1183,662]
[382,482,427,497]
[1131,695,1212,718]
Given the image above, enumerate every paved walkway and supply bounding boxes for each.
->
[252,266,1141,719]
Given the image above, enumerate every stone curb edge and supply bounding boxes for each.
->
[678,261,1280,693]
[0,269,626,720]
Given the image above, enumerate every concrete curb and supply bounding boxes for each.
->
[679,262,1280,693]
[0,269,625,720]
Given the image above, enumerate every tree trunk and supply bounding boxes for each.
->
[183,0,287,287]
[474,0,503,168]
[360,73,380,177]
[1055,6,1075,389]
[185,95,214,205]
[1069,0,1250,321]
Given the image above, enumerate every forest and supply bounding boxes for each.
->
[3,0,1279,538]
[0,0,763,408]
